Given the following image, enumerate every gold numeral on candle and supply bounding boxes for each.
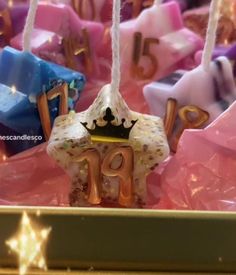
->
[75,146,134,207]
[164,99,209,152]
[63,28,92,73]
[102,146,134,207]
[177,105,209,139]
[164,98,178,139]
[75,149,102,205]
[72,0,96,20]
[132,32,159,80]
[37,83,69,140]
[0,9,12,44]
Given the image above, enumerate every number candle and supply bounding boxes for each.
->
[0,0,86,155]
[144,0,235,152]
[34,2,104,75]
[0,47,86,155]
[119,1,203,84]
[47,0,169,208]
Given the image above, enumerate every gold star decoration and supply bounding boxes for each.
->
[6,212,51,275]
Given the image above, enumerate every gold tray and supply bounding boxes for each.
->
[0,206,236,273]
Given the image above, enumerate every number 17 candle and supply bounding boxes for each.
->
[0,0,86,155]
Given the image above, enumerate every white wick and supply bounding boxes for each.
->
[111,0,121,93]
[22,0,39,52]
[201,0,222,71]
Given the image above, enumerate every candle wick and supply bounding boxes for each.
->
[201,0,222,72]
[110,0,121,93]
[22,0,39,52]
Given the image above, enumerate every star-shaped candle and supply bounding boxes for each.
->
[47,0,169,208]
[48,84,169,208]
[0,46,85,155]
[119,1,203,84]
[144,0,231,151]
[144,57,236,150]
[0,0,87,155]
[6,212,51,275]
[34,2,104,76]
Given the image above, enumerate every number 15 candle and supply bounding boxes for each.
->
[119,1,203,84]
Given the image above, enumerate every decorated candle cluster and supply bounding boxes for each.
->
[1,0,236,213]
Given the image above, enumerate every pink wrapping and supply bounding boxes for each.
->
[151,101,236,211]
[0,143,70,206]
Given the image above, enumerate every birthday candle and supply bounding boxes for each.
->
[143,0,232,152]
[47,0,169,208]
[119,1,203,84]
[34,2,104,75]
[0,46,86,154]
[10,1,105,76]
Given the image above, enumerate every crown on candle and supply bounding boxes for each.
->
[81,107,137,142]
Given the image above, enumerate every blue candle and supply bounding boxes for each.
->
[0,46,86,155]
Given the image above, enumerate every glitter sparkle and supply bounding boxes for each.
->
[6,212,51,275]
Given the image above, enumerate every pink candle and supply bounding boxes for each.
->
[119,1,203,85]
[36,2,104,76]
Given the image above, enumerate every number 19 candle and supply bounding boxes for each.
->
[47,0,169,208]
